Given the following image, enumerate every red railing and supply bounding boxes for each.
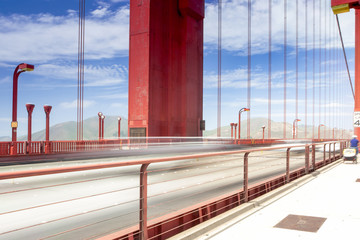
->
[0,140,346,240]
[0,138,336,157]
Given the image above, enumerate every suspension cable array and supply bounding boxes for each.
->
[77,0,85,141]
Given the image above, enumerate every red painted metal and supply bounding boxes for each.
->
[128,0,204,137]
[118,117,121,139]
[12,64,34,150]
[44,105,52,154]
[230,123,234,138]
[268,0,272,139]
[286,148,290,183]
[305,0,308,139]
[283,0,287,139]
[44,105,52,142]
[355,8,360,137]
[319,1,322,137]
[234,123,237,140]
[331,0,360,7]
[98,112,102,140]
[247,0,251,140]
[26,104,35,154]
[312,144,316,170]
[238,108,249,140]
[140,164,149,240]
[296,0,299,139]
[217,0,222,138]
[313,0,315,139]
[305,145,310,174]
[26,104,35,142]
[1,141,344,240]
[102,115,105,139]
[243,152,249,202]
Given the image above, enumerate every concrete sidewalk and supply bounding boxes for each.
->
[172,160,360,240]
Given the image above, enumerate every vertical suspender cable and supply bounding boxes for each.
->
[324,0,327,138]
[319,0,322,137]
[77,0,85,141]
[312,0,315,139]
[283,0,287,139]
[305,0,308,139]
[268,0,272,139]
[247,0,251,139]
[332,14,335,137]
[82,0,85,141]
[296,0,298,138]
[217,0,222,137]
[77,0,80,141]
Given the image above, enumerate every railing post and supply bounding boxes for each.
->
[244,152,249,202]
[333,142,336,161]
[286,148,290,183]
[311,144,316,171]
[328,143,332,163]
[305,145,310,174]
[140,163,150,240]
[323,144,327,166]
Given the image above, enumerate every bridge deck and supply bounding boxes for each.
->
[173,159,359,240]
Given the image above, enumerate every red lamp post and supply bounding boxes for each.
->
[262,125,266,143]
[26,104,35,153]
[118,117,122,139]
[101,114,105,139]
[234,123,238,140]
[238,108,250,140]
[230,123,234,139]
[318,124,324,139]
[292,119,301,139]
[98,112,103,140]
[10,63,34,155]
[44,105,52,154]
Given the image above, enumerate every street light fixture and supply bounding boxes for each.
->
[238,108,250,140]
[98,112,103,140]
[292,119,301,139]
[101,114,105,139]
[262,125,266,143]
[11,63,34,143]
[318,124,324,139]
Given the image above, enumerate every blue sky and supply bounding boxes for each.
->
[0,0,356,138]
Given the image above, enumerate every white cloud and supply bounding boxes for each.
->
[0,6,129,63]
[204,0,355,54]
[0,76,10,84]
[32,63,128,87]
[97,93,128,99]
[59,99,95,109]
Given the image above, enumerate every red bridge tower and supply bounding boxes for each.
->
[128,0,205,137]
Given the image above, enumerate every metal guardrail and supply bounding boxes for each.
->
[0,140,346,240]
[0,138,336,157]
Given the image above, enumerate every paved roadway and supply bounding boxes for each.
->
[0,143,336,239]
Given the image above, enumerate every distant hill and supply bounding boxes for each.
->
[17,116,128,141]
[0,136,11,141]
[203,118,352,139]
[0,116,351,142]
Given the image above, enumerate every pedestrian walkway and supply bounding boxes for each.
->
[172,160,360,240]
